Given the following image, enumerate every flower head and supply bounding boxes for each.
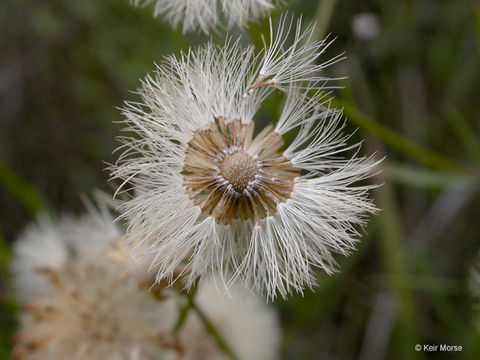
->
[112,16,379,298]
[11,208,179,360]
[13,260,178,360]
[132,0,280,34]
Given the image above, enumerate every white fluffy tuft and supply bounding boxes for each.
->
[257,14,346,91]
[132,0,281,34]
[11,201,121,301]
[111,16,380,299]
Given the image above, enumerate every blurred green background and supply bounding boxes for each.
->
[1,0,480,359]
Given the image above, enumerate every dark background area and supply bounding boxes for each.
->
[1,0,480,359]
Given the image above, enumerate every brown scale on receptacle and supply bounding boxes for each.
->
[182,116,300,225]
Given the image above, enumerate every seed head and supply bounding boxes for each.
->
[11,208,179,360]
[111,15,380,298]
[183,117,299,225]
[13,260,177,360]
[131,0,281,34]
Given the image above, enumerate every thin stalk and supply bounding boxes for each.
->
[173,280,199,332]
[173,279,239,360]
[193,303,240,360]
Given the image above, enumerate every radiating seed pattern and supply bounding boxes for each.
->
[182,117,300,225]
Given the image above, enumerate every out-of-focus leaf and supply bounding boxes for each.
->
[0,158,49,217]
[0,227,10,273]
[472,4,480,45]
[332,99,470,173]
[446,106,480,168]
[371,274,461,294]
[314,0,338,40]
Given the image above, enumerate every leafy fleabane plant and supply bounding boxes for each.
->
[131,0,282,34]
[111,14,380,299]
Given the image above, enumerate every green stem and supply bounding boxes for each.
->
[173,279,239,360]
[193,303,240,360]
[173,280,199,332]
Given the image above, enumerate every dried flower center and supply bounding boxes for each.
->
[219,151,257,193]
[183,116,300,225]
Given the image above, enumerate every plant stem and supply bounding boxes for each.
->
[173,280,239,360]
[173,280,199,332]
[193,303,240,360]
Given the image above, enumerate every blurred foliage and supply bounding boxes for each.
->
[1,0,480,359]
